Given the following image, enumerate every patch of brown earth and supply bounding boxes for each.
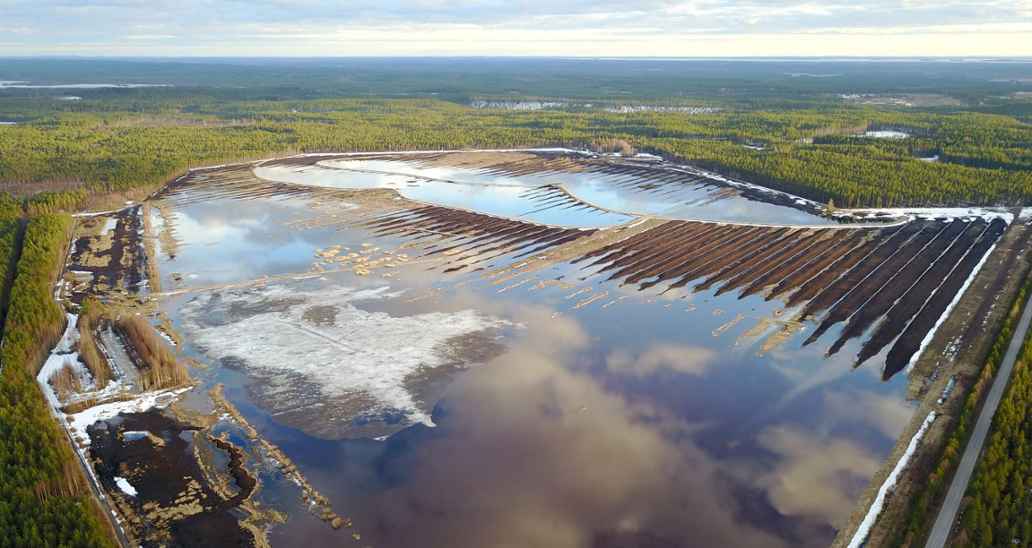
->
[64,206,148,304]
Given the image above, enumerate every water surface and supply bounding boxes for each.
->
[156,178,914,548]
[254,154,838,227]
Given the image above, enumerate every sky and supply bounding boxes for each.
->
[1,0,1030,57]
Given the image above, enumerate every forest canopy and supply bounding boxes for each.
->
[0,96,1030,210]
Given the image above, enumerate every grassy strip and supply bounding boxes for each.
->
[113,315,186,391]
[889,272,1032,547]
[0,213,115,547]
[76,299,111,389]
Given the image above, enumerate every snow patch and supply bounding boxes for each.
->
[114,477,138,497]
[37,313,92,407]
[67,387,192,448]
[122,431,152,442]
[836,207,1013,224]
[863,130,910,139]
[938,377,957,405]
[155,329,177,347]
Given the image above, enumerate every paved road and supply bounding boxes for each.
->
[925,288,1032,548]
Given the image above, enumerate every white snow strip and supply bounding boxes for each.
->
[848,411,937,548]
[244,148,593,171]
[67,387,192,448]
[837,207,1014,224]
[114,477,138,497]
[37,313,83,407]
[905,241,998,374]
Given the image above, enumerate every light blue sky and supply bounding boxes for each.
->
[1,1,1030,56]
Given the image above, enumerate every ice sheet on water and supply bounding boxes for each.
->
[178,283,508,434]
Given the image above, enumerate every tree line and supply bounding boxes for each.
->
[0,98,1029,211]
[0,208,114,547]
[955,317,1032,546]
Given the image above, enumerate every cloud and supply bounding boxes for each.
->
[0,1,1028,55]
[338,314,789,548]
[606,343,715,376]
[822,389,914,440]
[752,425,880,527]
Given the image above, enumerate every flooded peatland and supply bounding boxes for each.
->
[50,150,1014,547]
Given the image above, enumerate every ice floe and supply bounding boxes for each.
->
[178,283,508,430]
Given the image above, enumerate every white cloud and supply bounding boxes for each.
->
[0,0,1028,55]
[607,344,715,376]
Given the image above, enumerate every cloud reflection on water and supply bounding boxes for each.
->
[351,311,833,548]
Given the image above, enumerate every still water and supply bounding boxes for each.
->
[155,181,912,548]
[254,155,838,227]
